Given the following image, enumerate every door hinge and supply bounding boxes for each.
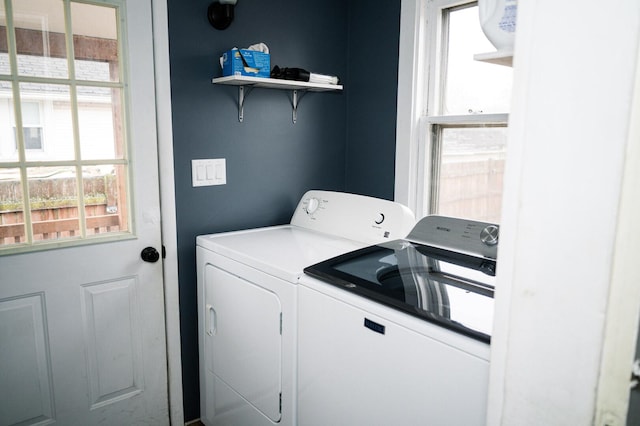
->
[162,245,166,259]
[279,313,283,335]
[631,359,640,390]
[279,392,282,413]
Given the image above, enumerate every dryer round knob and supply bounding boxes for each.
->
[306,197,320,215]
[480,225,499,246]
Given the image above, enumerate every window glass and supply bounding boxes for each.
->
[1,90,18,162]
[20,82,73,160]
[0,168,25,246]
[77,86,122,160]
[425,2,511,224]
[21,126,43,150]
[28,166,80,242]
[13,0,69,79]
[21,101,41,125]
[0,4,9,75]
[18,101,44,150]
[83,164,128,234]
[436,126,507,223]
[0,0,130,253]
[0,53,8,75]
[444,5,513,115]
[71,2,119,83]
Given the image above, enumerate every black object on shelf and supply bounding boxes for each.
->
[271,65,310,82]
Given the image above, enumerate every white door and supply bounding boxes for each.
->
[0,0,169,425]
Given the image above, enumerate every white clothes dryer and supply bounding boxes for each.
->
[196,190,415,426]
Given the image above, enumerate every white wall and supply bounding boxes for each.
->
[488,0,640,425]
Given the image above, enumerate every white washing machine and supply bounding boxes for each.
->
[196,190,415,426]
[298,215,499,425]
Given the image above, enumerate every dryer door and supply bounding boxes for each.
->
[204,264,282,422]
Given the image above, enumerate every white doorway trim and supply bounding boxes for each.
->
[151,0,184,424]
[486,0,640,424]
[594,27,640,425]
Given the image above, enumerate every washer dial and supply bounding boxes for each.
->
[480,225,499,246]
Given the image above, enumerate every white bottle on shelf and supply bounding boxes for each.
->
[479,0,517,52]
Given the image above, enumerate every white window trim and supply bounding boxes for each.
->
[396,0,459,215]
[426,113,508,125]
[395,0,427,214]
[395,0,506,217]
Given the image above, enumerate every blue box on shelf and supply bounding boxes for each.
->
[221,49,270,78]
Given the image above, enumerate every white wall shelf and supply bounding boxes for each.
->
[473,50,513,67]
[211,75,343,123]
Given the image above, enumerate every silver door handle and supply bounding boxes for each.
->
[206,304,217,336]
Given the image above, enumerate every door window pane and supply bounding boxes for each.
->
[443,5,512,115]
[78,86,123,160]
[71,2,119,83]
[20,126,43,150]
[83,164,128,235]
[0,94,18,162]
[20,82,73,161]
[18,101,43,150]
[0,168,25,246]
[437,126,507,223]
[0,54,8,75]
[21,101,41,124]
[13,0,68,79]
[0,3,9,75]
[28,166,80,242]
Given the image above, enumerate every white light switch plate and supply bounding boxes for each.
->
[192,158,226,187]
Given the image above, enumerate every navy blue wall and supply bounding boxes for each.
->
[167,0,400,421]
[345,0,401,200]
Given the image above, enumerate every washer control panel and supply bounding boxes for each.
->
[480,225,499,246]
[407,215,499,259]
[291,191,415,245]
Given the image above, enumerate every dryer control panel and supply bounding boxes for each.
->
[291,191,416,245]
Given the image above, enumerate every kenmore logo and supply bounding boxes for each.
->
[436,226,451,232]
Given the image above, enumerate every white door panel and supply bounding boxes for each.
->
[0,0,169,424]
[0,294,54,425]
[81,278,144,408]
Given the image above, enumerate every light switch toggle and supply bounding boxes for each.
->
[192,158,226,187]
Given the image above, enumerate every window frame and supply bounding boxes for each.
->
[395,0,509,219]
